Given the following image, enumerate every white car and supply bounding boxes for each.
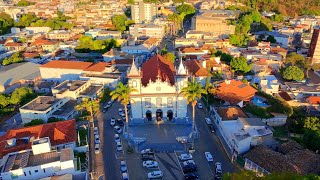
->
[114,126,122,133]
[114,134,121,143]
[142,160,158,168]
[179,153,193,161]
[147,171,163,179]
[118,108,123,115]
[205,118,212,125]
[110,118,116,126]
[183,160,196,166]
[197,102,203,109]
[215,162,222,174]
[94,135,100,144]
[117,142,123,151]
[120,161,127,173]
[94,127,98,135]
[107,101,112,107]
[119,112,125,117]
[94,143,100,154]
[205,152,213,162]
[122,172,129,180]
[141,148,153,155]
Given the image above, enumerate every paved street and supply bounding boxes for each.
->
[91,100,237,180]
[0,113,23,133]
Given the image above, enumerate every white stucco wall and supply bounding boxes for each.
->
[40,68,83,82]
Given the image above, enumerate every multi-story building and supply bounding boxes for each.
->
[19,96,77,123]
[191,10,238,37]
[131,2,157,23]
[129,24,165,39]
[128,55,188,122]
[308,27,320,64]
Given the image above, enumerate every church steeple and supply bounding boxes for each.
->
[176,57,187,75]
[127,57,140,77]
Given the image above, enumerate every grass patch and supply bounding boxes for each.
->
[78,129,88,146]
[273,126,288,138]
[244,104,274,119]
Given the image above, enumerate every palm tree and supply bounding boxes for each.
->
[180,78,207,148]
[75,98,100,122]
[110,82,137,136]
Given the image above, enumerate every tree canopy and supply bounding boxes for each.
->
[24,119,44,127]
[2,52,24,66]
[111,15,130,32]
[10,87,33,105]
[230,56,251,73]
[281,66,305,81]
[75,35,119,53]
[176,4,196,16]
[17,0,35,6]
[163,52,176,63]
[0,12,14,35]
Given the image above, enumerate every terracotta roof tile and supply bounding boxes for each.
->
[0,120,76,158]
[84,62,111,72]
[141,54,175,86]
[33,39,58,46]
[185,60,208,77]
[308,96,320,104]
[181,47,204,53]
[216,106,248,120]
[5,42,22,47]
[41,60,93,70]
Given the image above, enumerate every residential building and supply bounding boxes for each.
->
[19,96,77,123]
[131,2,157,23]
[175,38,203,48]
[0,62,41,94]
[215,80,257,107]
[85,29,121,39]
[128,55,188,122]
[191,10,238,37]
[309,27,320,64]
[47,31,73,41]
[32,39,60,52]
[4,38,25,51]
[186,30,218,39]
[285,82,320,99]
[129,24,165,39]
[185,59,209,87]
[178,47,208,59]
[211,106,273,154]
[102,49,134,62]
[0,119,76,158]
[252,75,280,95]
[25,27,51,34]
[52,80,103,100]
[121,37,158,55]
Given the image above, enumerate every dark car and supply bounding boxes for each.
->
[183,164,198,170]
[141,155,155,161]
[183,165,198,173]
[117,119,124,126]
[208,125,215,133]
[184,173,199,180]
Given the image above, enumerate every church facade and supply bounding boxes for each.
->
[128,54,188,123]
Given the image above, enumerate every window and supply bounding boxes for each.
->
[145,98,151,108]
[24,172,26,176]
[167,98,173,108]
[156,98,162,108]
[43,169,46,173]
[29,171,31,175]
[132,80,137,87]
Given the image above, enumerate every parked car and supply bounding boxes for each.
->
[117,119,124,126]
[215,162,222,174]
[142,160,158,168]
[147,171,163,179]
[94,135,100,144]
[208,125,215,133]
[141,148,154,155]
[110,118,116,126]
[117,142,123,151]
[114,126,122,134]
[183,165,197,173]
[183,164,198,170]
[102,109,107,113]
[141,154,155,161]
[205,118,212,125]
[205,152,213,162]
[106,101,112,107]
[184,173,199,180]
[94,127,98,135]
[197,103,203,109]
[179,154,193,161]
[120,161,127,173]
[118,108,123,115]
[183,160,196,166]
[122,173,129,180]
[114,134,120,143]
[94,144,100,154]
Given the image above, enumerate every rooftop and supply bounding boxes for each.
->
[216,106,248,121]
[20,96,59,111]
[238,117,265,126]
[79,85,103,97]
[285,82,320,92]
[52,100,77,116]
[40,60,93,70]
[0,120,76,158]
[54,80,87,92]
[185,60,208,77]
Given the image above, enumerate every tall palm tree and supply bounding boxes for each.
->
[75,98,100,122]
[180,78,207,148]
[110,82,137,136]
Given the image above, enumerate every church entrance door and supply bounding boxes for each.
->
[146,110,152,121]
[167,110,173,120]
[156,109,163,122]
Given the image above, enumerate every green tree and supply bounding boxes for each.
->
[160,47,168,55]
[270,14,284,22]
[176,4,196,16]
[173,0,185,3]
[0,94,10,107]
[230,56,252,73]
[304,116,320,131]
[224,171,319,180]
[303,130,320,152]
[2,52,24,65]
[128,0,134,4]
[111,15,128,32]
[220,53,234,63]
[75,98,100,121]
[24,119,44,127]
[285,53,305,66]
[282,66,305,81]
[0,12,14,35]
[267,35,276,43]
[180,79,206,148]
[110,82,137,135]
[15,13,39,27]
[9,87,33,105]
[163,52,176,63]
[17,0,34,6]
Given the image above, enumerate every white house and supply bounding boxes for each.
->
[128,55,188,123]
[121,38,158,55]
[211,106,273,154]
[19,96,77,123]
[252,75,280,95]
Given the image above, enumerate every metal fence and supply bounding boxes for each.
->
[244,158,271,177]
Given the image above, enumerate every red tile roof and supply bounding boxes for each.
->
[84,62,111,72]
[141,54,175,86]
[0,120,76,158]
[308,96,320,104]
[181,47,204,53]
[216,80,257,104]
[5,42,22,47]
[185,60,208,77]
[41,60,93,70]
[33,39,58,46]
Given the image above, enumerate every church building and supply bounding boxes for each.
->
[128,54,189,123]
